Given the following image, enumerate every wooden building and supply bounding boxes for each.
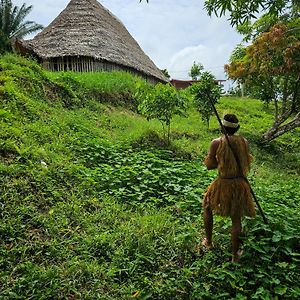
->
[14,0,168,84]
[170,79,226,90]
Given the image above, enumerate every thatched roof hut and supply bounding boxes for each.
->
[15,0,168,83]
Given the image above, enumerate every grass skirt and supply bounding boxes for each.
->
[203,177,256,218]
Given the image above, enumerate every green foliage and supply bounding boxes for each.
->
[160,68,171,79]
[236,13,280,42]
[0,53,144,114]
[136,82,187,143]
[204,0,300,26]
[190,71,221,128]
[188,61,204,80]
[226,23,300,142]
[47,70,142,110]
[0,0,43,53]
[229,43,247,64]
[72,140,212,215]
[0,54,300,299]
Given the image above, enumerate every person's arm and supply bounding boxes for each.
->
[204,138,220,170]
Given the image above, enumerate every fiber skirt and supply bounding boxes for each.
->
[203,177,256,218]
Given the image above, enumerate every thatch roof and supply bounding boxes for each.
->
[18,0,167,82]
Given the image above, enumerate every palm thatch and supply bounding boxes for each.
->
[15,0,167,83]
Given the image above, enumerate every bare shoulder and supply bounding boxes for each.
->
[211,138,221,147]
[209,138,221,153]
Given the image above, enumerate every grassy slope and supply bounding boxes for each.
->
[0,54,299,299]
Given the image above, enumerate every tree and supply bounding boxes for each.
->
[204,0,300,142]
[225,23,300,143]
[189,61,204,80]
[190,71,221,129]
[161,68,171,79]
[135,82,186,144]
[0,0,43,53]
[141,0,299,25]
[140,0,300,144]
[204,0,300,26]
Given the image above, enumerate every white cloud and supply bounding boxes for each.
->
[166,42,235,80]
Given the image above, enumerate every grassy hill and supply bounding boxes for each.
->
[0,54,299,299]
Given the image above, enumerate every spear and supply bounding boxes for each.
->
[206,92,268,224]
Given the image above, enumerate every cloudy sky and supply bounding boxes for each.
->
[15,0,242,85]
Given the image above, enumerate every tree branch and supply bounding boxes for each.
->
[263,111,300,142]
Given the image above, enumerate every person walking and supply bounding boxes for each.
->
[202,114,256,262]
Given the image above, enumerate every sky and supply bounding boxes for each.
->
[14,0,243,86]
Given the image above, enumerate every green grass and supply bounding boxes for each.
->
[0,54,300,299]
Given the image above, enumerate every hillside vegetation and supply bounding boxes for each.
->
[0,54,299,299]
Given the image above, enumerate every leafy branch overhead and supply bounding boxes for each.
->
[204,0,300,26]
[141,0,299,27]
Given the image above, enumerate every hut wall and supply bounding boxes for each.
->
[42,56,163,84]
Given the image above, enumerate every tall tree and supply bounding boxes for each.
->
[140,0,300,142]
[204,0,300,142]
[0,0,43,53]
[225,23,300,143]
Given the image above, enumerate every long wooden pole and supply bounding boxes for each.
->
[207,93,268,224]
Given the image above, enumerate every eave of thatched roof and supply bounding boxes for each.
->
[19,0,167,82]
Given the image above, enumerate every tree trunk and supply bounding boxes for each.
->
[291,75,300,113]
[281,76,289,115]
[264,75,300,143]
[161,122,166,141]
[167,122,171,145]
[274,97,279,120]
[262,111,300,143]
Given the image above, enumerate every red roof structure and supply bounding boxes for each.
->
[170,79,226,90]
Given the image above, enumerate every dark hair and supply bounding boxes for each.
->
[222,114,240,135]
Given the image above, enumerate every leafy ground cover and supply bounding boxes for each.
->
[0,54,299,299]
